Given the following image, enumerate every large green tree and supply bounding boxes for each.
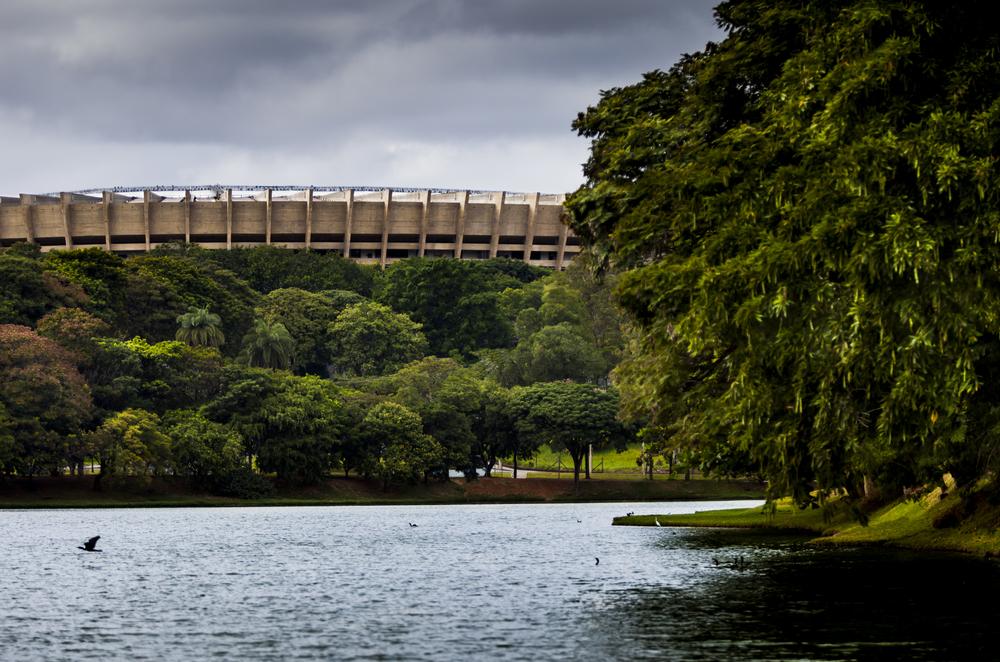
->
[510,381,626,486]
[568,0,1000,502]
[327,302,428,377]
[204,369,346,484]
[376,258,517,357]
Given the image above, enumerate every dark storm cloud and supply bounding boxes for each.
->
[0,0,721,193]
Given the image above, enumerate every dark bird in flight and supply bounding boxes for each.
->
[595,557,600,566]
[78,536,101,552]
[408,523,418,527]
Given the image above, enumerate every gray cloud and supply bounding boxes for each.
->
[0,1,721,194]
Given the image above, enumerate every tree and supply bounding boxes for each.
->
[162,244,376,296]
[328,302,428,376]
[376,258,516,357]
[162,409,243,484]
[240,318,296,369]
[88,408,171,489]
[176,307,225,348]
[127,255,259,355]
[567,0,1000,502]
[0,252,87,325]
[41,248,128,322]
[204,370,345,484]
[475,383,521,477]
[0,325,92,476]
[361,401,443,488]
[256,288,352,374]
[378,357,484,477]
[87,337,224,415]
[36,307,112,368]
[511,382,626,486]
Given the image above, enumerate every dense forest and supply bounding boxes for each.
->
[568,0,1000,507]
[0,243,628,494]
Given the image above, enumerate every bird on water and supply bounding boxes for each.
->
[595,557,600,566]
[409,522,418,527]
[78,536,102,552]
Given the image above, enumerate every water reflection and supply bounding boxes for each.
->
[595,529,1000,660]
[3,502,998,660]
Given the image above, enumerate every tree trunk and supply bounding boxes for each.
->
[571,450,583,488]
[513,450,518,479]
[585,444,591,480]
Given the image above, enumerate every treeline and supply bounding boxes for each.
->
[0,243,628,493]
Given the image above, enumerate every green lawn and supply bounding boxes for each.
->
[519,443,668,473]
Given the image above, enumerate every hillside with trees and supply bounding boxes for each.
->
[0,244,628,494]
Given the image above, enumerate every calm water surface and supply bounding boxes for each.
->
[4,500,999,660]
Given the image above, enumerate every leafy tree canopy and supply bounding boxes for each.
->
[328,301,428,377]
[567,0,1000,501]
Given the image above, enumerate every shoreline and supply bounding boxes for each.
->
[613,485,1000,556]
[0,475,765,510]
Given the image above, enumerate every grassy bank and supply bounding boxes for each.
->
[0,475,764,509]
[614,482,1000,555]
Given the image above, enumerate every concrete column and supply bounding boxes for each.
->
[343,188,354,257]
[556,212,569,270]
[523,191,540,263]
[417,189,431,257]
[19,194,35,244]
[102,191,112,251]
[264,188,272,245]
[305,187,313,250]
[225,188,233,250]
[60,193,74,249]
[380,188,392,267]
[454,190,468,258]
[143,190,152,252]
[181,190,191,244]
[489,191,505,258]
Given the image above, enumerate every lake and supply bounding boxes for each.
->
[4,501,999,660]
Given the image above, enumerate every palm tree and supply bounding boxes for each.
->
[175,307,225,348]
[240,318,295,369]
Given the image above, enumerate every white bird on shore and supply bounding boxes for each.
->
[655,518,662,527]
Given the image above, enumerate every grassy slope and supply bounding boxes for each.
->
[0,475,765,509]
[614,485,1000,555]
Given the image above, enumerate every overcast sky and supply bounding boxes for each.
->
[0,1,721,196]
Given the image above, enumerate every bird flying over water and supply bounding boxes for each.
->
[78,536,101,552]
[595,557,600,566]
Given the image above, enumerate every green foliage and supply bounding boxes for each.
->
[328,301,428,376]
[0,253,85,325]
[361,401,443,487]
[36,307,112,368]
[256,288,346,374]
[568,0,1000,500]
[0,325,92,476]
[126,255,259,354]
[161,409,243,482]
[376,258,516,357]
[41,249,128,322]
[88,337,224,414]
[376,357,485,476]
[158,244,376,295]
[89,408,172,482]
[240,318,296,369]
[510,381,626,483]
[176,307,225,348]
[486,268,619,386]
[205,370,346,484]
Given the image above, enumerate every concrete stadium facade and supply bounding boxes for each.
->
[0,187,581,268]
